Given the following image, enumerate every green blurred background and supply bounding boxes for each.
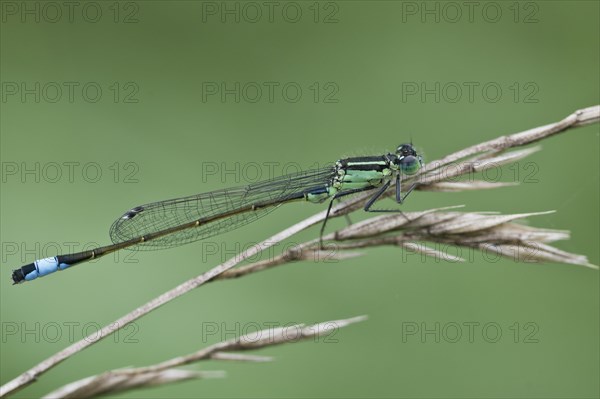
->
[1,1,598,398]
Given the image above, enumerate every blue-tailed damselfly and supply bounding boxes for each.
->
[11,144,423,284]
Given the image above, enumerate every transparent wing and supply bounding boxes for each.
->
[109,167,336,251]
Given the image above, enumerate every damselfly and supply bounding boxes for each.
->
[11,144,423,284]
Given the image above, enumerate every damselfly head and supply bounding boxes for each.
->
[395,143,423,175]
[396,143,417,157]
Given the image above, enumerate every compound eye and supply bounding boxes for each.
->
[399,156,420,175]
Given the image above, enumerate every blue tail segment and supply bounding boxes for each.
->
[12,257,71,284]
